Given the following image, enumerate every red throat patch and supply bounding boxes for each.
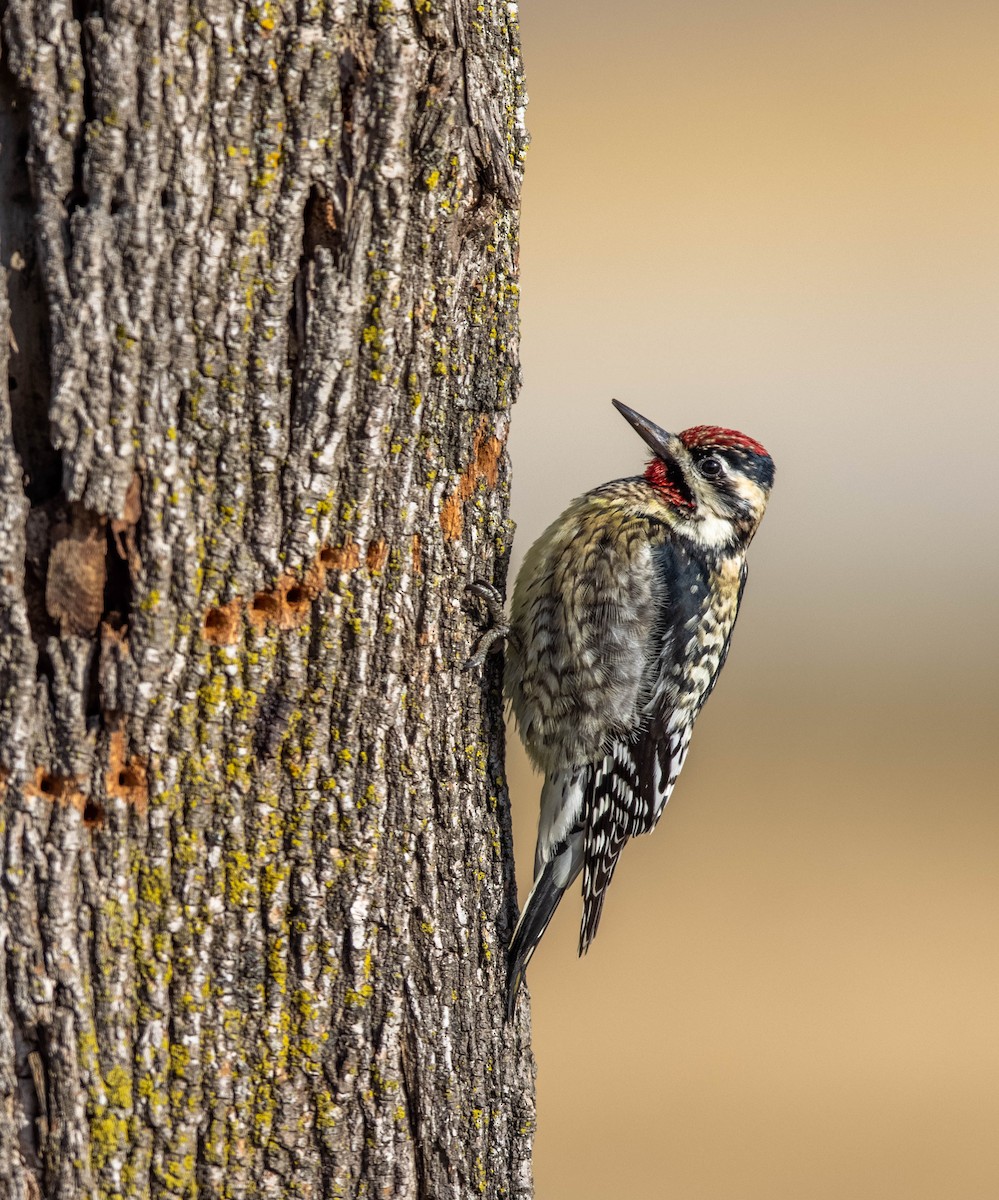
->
[644,458,695,508]
[679,425,770,458]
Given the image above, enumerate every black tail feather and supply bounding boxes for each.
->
[506,840,582,1020]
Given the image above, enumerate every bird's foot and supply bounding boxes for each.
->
[465,580,509,671]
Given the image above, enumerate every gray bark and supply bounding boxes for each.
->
[0,2,533,1197]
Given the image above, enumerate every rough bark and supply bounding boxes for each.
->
[0,2,532,1197]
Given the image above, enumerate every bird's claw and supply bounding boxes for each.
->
[467,580,506,624]
[465,580,509,671]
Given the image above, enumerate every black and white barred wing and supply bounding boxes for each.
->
[579,715,692,954]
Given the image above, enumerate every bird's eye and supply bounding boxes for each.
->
[698,456,724,479]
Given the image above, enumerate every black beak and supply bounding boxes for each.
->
[612,400,681,462]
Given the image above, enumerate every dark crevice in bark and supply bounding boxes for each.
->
[335,48,365,241]
[289,185,342,432]
[400,1019,429,1200]
[287,280,302,435]
[23,513,57,654]
[33,649,55,699]
[0,56,58,506]
[11,1005,45,1185]
[103,523,133,634]
[302,184,341,264]
[66,7,96,216]
[253,675,296,760]
[83,641,102,721]
[81,799,103,825]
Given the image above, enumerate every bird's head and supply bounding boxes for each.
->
[612,399,775,550]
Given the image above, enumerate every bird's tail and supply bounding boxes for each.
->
[506,833,584,1020]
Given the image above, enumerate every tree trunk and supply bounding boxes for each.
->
[0,2,532,1197]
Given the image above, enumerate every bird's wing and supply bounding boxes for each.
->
[578,539,716,953]
[506,494,662,776]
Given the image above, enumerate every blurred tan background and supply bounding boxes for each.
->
[507,2,999,1196]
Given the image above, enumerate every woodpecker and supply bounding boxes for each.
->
[502,400,774,1017]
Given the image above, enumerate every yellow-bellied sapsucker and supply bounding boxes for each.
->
[502,400,775,1016]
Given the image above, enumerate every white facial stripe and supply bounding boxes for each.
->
[683,469,769,548]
